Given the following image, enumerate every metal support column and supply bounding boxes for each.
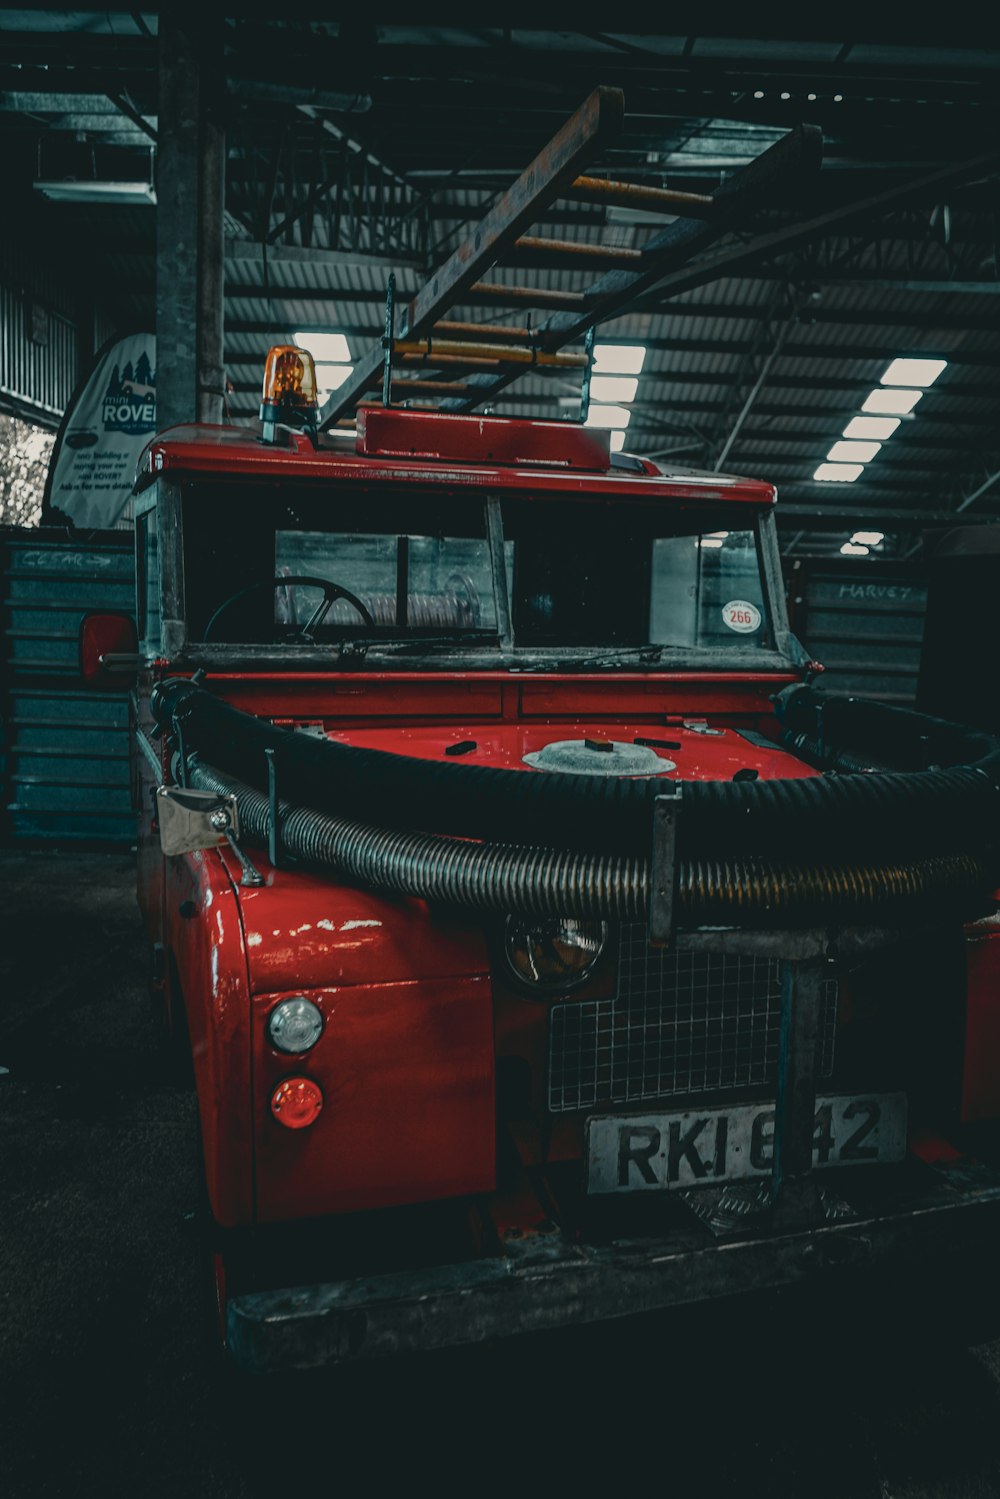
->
[197,67,226,427]
[156,11,226,429]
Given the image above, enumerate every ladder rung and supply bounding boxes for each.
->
[432,320,535,345]
[568,174,714,216]
[510,235,643,266]
[397,353,506,372]
[394,338,587,368]
[391,379,477,396]
[470,282,587,310]
[395,353,586,373]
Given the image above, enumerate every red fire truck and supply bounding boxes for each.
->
[78,353,1000,1371]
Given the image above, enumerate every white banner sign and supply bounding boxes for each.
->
[47,333,157,529]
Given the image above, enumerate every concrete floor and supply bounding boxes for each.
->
[4,849,1000,1497]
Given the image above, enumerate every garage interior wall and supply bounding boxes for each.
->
[0,236,130,845]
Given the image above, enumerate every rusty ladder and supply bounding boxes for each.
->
[317,88,821,431]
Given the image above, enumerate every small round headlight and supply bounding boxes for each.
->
[504,916,607,993]
[268,997,324,1054]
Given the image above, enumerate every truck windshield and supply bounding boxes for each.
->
[182,485,773,655]
[184,488,498,643]
[501,497,771,652]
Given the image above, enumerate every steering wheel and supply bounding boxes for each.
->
[203,575,376,643]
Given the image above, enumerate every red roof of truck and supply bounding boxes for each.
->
[135,408,776,506]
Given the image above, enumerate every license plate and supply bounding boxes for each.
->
[586,1093,907,1195]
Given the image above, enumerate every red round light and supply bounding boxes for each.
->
[270,1076,324,1130]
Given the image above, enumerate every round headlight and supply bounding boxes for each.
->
[504,916,608,993]
[268,997,324,1054]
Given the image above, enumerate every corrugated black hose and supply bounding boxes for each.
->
[153,678,1000,865]
[189,759,994,928]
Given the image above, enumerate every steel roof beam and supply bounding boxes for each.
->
[634,369,1000,397]
[704,429,998,454]
[131,257,1000,315]
[106,91,157,142]
[955,467,1000,513]
[0,91,127,113]
[603,396,1000,429]
[205,30,1000,92]
[400,389,1000,440]
[758,472,974,495]
[0,33,151,60]
[817,279,1000,295]
[294,103,411,192]
[773,504,995,529]
[222,302,1000,342]
[636,147,1000,311]
[710,306,799,472]
[733,453,993,478]
[224,329,1000,367]
[223,240,423,273]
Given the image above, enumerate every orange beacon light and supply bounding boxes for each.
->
[260,345,319,444]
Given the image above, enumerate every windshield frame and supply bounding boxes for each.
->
[141,475,805,674]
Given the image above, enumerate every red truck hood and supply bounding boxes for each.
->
[224,717,817,995]
[323,717,815,782]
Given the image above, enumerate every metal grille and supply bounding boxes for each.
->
[548,925,837,1114]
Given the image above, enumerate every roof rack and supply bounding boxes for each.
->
[318,88,821,432]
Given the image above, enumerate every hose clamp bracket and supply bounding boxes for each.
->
[650,783,682,947]
[265,747,284,870]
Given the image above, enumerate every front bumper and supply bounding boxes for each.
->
[227,1158,1000,1372]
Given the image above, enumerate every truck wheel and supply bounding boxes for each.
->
[191,1120,243,1374]
[198,1206,263,1396]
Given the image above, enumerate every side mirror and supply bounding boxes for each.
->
[79,612,139,688]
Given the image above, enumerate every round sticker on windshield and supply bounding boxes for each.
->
[722,599,761,634]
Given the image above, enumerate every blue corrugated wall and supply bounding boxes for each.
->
[0,528,136,845]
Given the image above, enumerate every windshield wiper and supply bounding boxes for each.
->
[560,645,666,671]
[333,632,502,659]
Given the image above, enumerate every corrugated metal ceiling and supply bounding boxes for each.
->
[1,18,999,545]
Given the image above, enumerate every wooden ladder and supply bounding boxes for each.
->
[318,87,821,430]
